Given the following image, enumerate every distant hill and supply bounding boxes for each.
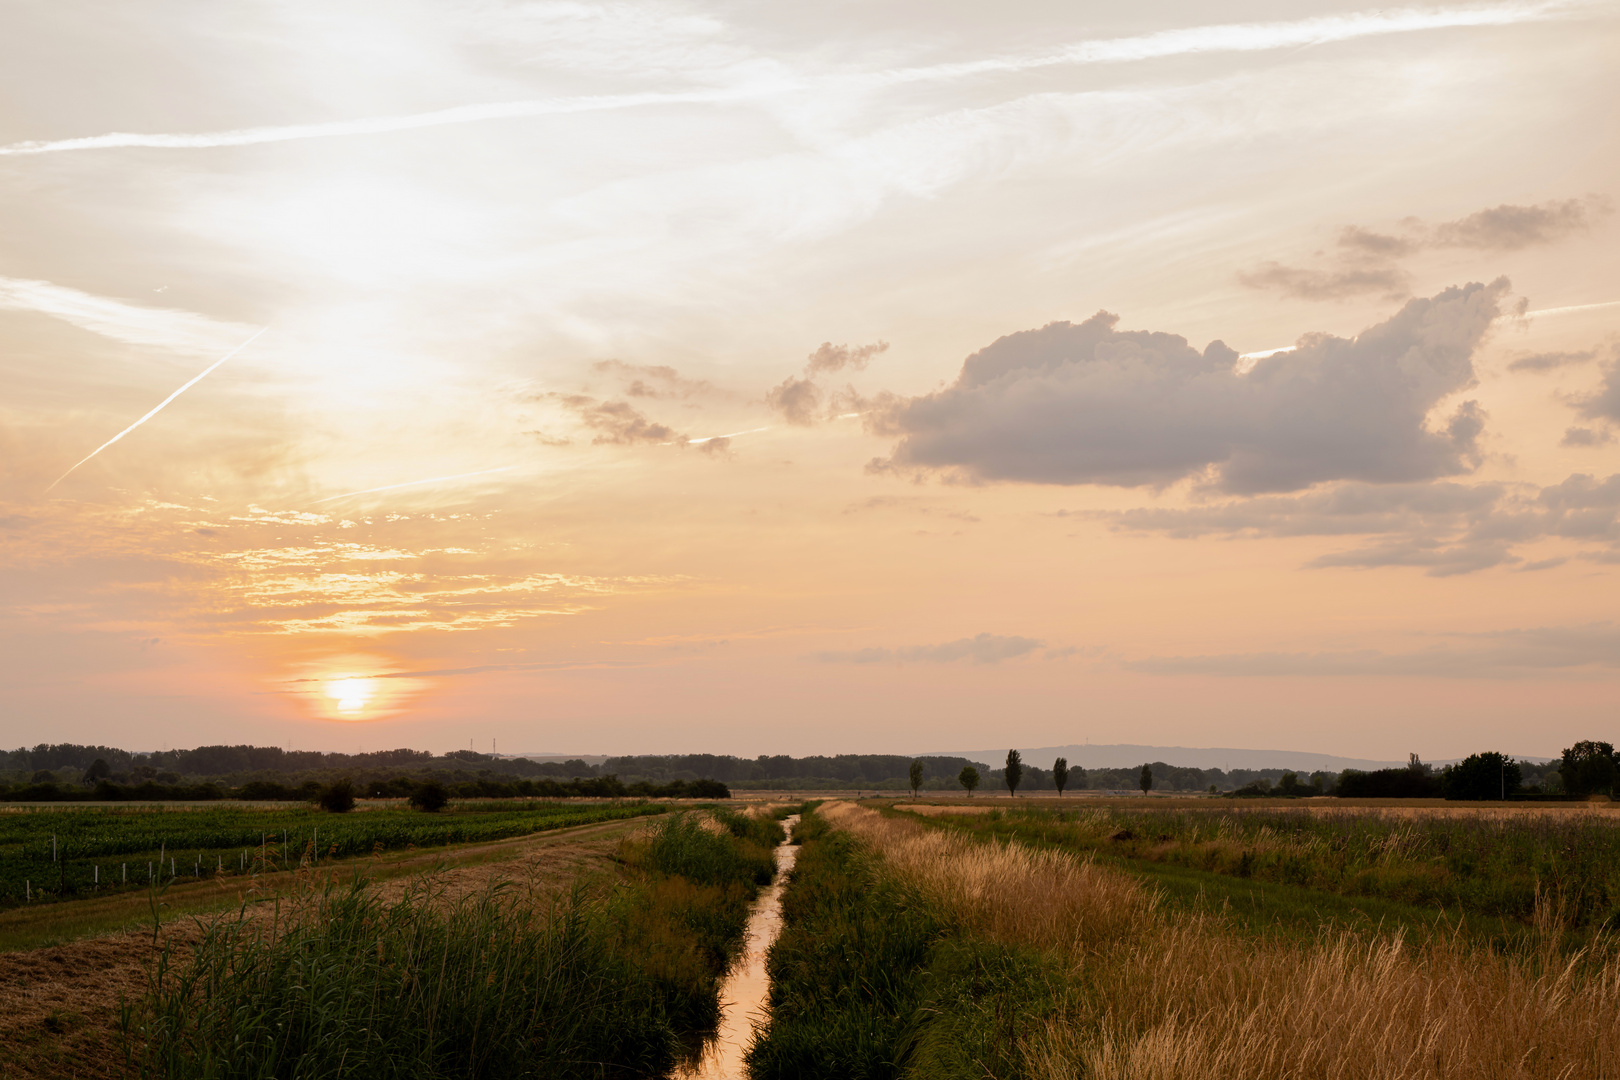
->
[925,743,1408,773]
[926,743,1558,771]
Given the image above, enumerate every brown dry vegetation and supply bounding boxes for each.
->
[820,801,1620,1079]
[0,818,645,1080]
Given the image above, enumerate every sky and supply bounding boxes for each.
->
[2,0,1618,760]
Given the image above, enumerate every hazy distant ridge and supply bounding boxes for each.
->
[925,743,1409,773]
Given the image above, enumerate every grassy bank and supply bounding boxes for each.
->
[751,802,1620,1079]
[118,808,785,1080]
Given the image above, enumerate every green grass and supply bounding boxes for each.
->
[0,801,666,911]
[902,803,1620,936]
[121,809,778,1080]
[747,810,1058,1080]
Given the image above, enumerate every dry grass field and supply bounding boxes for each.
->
[755,801,1620,1080]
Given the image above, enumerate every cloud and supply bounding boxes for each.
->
[872,280,1507,493]
[1573,356,1620,425]
[766,377,822,425]
[0,275,257,356]
[1507,349,1597,372]
[767,341,890,424]
[547,394,681,445]
[805,341,889,375]
[1102,470,1620,575]
[1561,426,1613,447]
[1337,226,1420,258]
[2,4,1569,156]
[1128,622,1620,679]
[815,632,1043,664]
[591,360,713,400]
[1237,261,1410,301]
[1241,198,1609,301]
[1432,197,1607,250]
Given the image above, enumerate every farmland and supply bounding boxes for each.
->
[0,801,666,910]
[901,801,1620,939]
[751,801,1620,1079]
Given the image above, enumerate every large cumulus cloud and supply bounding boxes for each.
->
[873,279,1508,493]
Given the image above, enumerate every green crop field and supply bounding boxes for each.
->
[0,801,666,909]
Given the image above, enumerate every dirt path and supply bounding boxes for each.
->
[0,816,648,1080]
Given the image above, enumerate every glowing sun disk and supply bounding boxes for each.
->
[327,677,374,713]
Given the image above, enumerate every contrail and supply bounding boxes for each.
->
[0,2,1575,157]
[0,87,786,156]
[46,327,267,492]
[863,1,1579,89]
[1237,297,1620,363]
[312,466,514,503]
[686,426,772,445]
[1522,298,1620,319]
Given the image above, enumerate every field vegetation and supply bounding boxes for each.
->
[751,802,1620,1079]
[119,807,789,1079]
[911,803,1620,939]
[0,801,667,910]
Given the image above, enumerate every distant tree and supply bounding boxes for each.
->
[316,778,357,813]
[83,758,112,786]
[1052,757,1070,796]
[1559,741,1618,797]
[959,766,980,796]
[1276,771,1305,797]
[408,779,450,813]
[1004,750,1023,797]
[908,760,924,798]
[1139,764,1154,794]
[1407,753,1432,776]
[1440,752,1521,801]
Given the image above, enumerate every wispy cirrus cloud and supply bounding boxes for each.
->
[815,632,1043,664]
[1099,471,1620,575]
[0,276,257,355]
[0,3,1576,157]
[1128,622,1620,678]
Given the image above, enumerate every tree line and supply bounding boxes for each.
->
[904,743,1619,801]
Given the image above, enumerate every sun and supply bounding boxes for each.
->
[327,677,375,714]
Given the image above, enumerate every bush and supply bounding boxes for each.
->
[1441,752,1522,801]
[408,780,449,813]
[1335,768,1441,798]
[316,778,357,813]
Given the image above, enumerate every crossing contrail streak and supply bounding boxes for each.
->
[46,327,267,492]
[1237,298,1620,364]
[312,466,515,504]
[0,87,782,156]
[0,2,1576,157]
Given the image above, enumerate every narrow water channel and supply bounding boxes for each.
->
[676,814,800,1080]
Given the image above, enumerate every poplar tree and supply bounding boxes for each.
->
[1005,750,1023,797]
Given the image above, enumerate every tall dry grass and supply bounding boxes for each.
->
[818,801,1154,951]
[821,802,1620,1079]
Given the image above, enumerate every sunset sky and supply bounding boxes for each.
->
[3,0,1618,760]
